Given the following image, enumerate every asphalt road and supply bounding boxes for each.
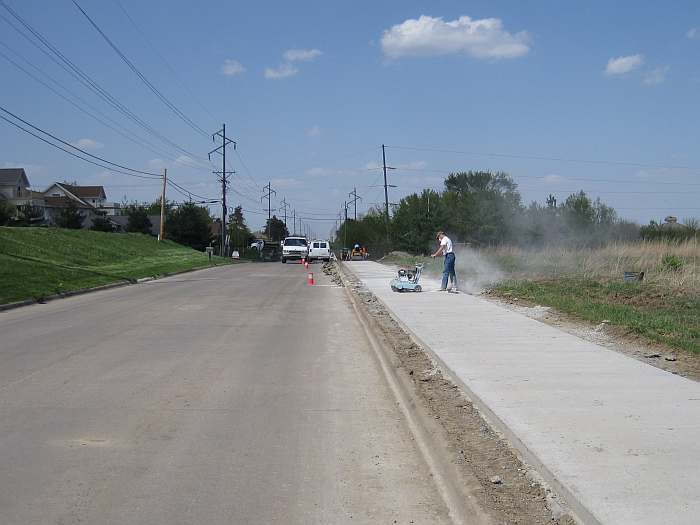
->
[0,262,450,524]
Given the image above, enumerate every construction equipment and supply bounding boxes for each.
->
[350,243,368,261]
[390,264,423,292]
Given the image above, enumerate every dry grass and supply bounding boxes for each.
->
[482,239,699,293]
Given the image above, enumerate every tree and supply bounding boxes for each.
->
[90,210,114,232]
[56,200,84,229]
[0,201,15,225]
[391,189,448,253]
[562,191,599,236]
[144,198,174,215]
[228,205,253,249]
[265,215,288,241]
[167,202,212,250]
[125,204,153,234]
[336,206,391,254]
[442,170,522,245]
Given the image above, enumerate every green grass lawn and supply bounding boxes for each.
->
[492,279,699,354]
[0,227,232,304]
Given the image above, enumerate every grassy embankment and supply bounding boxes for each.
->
[382,240,699,354]
[0,227,232,304]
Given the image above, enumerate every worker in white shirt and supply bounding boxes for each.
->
[431,231,458,292]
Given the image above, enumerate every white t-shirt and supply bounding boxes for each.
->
[440,235,453,254]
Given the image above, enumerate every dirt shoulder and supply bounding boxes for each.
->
[330,261,578,525]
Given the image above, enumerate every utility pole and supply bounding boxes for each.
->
[348,186,361,221]
[381,144,397,243]
[292,209,296,235]
[280,197,290,232]
[209,123,236,256]
[159,168,167,241]
[262,181,277,238]
[344,200,348,223]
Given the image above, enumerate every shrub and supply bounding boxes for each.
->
[660,254,684,272]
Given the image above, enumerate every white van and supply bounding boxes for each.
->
[307,240,331,262]
[281,236,308,263]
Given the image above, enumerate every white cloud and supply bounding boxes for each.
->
[271,177,303,189]
[643,65,669,85]
[72,138,103,151]
[221,59,245,76]
[400,160,427,170]
[174,155,195,166]
[148,158,166,170]
[306,125,321,137]
[283,48,322,62]
[687,27,698,39]
[306,167,328,177]
[264,63,299,79]
[542,174,564,183]
[380,15,530,60]
[605,54,644,76]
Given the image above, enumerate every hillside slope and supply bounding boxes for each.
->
[0,227,231,304]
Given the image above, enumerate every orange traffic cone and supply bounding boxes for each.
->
[304,259,309,269]
[307,272,315,285]
[300,257,305,265]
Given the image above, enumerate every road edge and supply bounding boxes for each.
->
[340,261,595,525]
[0,262,235,312]
[337,261,496,525]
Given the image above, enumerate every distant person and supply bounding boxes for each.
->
[431,231,458,292]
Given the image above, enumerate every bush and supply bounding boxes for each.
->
[660,254,684,272]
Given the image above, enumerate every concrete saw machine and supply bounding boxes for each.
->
[390,264,423,292]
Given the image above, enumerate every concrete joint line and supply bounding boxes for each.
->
[341,263,596,525]
[338,262,494,525]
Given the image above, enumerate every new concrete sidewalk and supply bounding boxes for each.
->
[346,261,700,525]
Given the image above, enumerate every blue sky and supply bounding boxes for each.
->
[2,0,700,235]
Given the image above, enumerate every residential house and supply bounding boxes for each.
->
[0,168,33,207]
[40,182,105,227]
[2,169,121,228]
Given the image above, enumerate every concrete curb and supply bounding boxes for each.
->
[339,261,590,525]
[0,263,229,313]
[336,261,494,525]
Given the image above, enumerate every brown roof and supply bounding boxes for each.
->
[0,168,29,186]
[43,196,93,209]
[61,184,106,199]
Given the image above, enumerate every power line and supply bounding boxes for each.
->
[234,150,263,193]
[111,0,217,125]
[0,105,161,179]
[167,179,215,201]
[0,1,204,162]
[0,113,156,179]
[0,41,206,169]
[386,144,700,173]
[71,0,209,138]
[372,166,700,187]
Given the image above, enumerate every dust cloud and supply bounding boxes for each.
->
[453,246,504,294]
